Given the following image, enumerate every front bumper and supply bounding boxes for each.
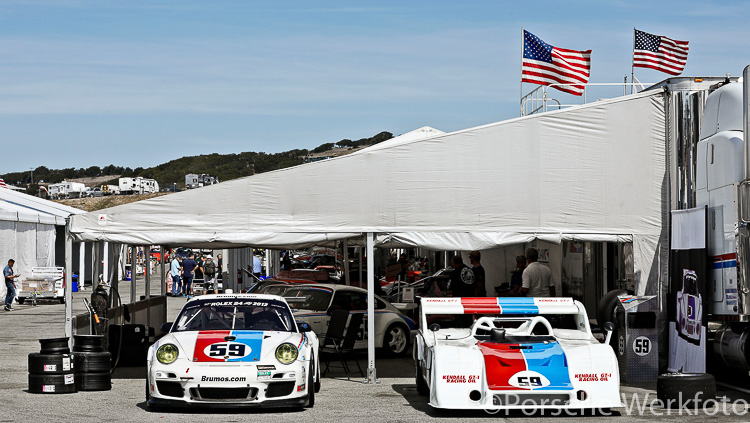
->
[147,361,310,408]
[430,389,623,410]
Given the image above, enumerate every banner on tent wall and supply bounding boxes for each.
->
[667,207,706,373]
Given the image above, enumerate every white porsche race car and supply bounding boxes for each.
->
[146,294,320,408]
[414,297,621,411]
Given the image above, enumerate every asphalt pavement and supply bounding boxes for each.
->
[2,270,750,422]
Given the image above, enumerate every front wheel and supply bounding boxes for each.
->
[415,360,429,396]
[384,324,409,355]
[314,355,321,393]
[305,362,315,408]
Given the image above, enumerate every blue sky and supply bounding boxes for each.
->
[2,0,749,173]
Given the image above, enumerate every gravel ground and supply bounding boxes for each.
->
[3,271,750,422]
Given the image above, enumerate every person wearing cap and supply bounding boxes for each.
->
[202,255,218,295]
[4,259,20,311]
[469,251,486,297]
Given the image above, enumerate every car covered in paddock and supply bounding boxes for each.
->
[146,294,320,408]
[284,284,417,355]
[414,297,621,412]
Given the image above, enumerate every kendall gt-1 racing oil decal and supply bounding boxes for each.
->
[193,330,263,362]
[477,341,573,391]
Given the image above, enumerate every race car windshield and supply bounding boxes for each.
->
[283,287,332,312]
[173,299,295,332]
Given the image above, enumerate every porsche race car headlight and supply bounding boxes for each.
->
[275,343,298,364]
[156,343,179,364]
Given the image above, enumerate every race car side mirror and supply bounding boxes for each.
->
[160,322,173,334]
[297,322,313,332]
[604,321,614,345]
[429,323,441,332]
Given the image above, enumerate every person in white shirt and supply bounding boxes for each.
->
[170,255,182,296]
[521,248,555,297]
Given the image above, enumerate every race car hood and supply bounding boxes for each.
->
[478,340,572,391]
[163,330,305,363]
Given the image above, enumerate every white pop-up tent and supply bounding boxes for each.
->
[0,188,84,298]
[68,89,669,381]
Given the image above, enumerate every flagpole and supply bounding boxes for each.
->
[631,27,636,94]
[520,27,524,116]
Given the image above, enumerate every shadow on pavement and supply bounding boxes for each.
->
[391,384,620,419]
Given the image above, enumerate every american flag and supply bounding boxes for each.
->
[633,29,689,76]
[0,179,6,189]
[522,30,591,96]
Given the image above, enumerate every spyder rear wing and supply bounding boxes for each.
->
[420,297,580,315]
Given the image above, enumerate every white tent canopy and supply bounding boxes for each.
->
[70,90,666,294]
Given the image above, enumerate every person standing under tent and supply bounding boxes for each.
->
[252,253,262,280]
[4,259,19,311]
[194,254,205,284]
[469,251,487,297]
[521,248,555,297]
[202,255,218,295]
[170,255,182,297]
[510,255,527,296]
[448,255,476,298]
[281,251,292,271]
[181,253,198,298]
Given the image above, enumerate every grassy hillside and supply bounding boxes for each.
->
[3,131,392,195]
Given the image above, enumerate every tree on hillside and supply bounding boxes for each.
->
[312,143,334,153]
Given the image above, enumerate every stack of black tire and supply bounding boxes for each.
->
[28,338,76,394]
[73,335,112,391]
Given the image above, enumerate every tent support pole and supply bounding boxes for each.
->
[131,246,137,305]
[92,242,100,289]
[103,241,109,283]
[145,245,151,331]
[358,246,363,287]
[64,220,73,349]
[343,239,350,286]
[78,242,85,290]
[366,232,378,384]
[160,246,166,296]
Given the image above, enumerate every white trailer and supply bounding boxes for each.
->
[119,177,159,195]
[101,184,120,195]
[185,173,219,189]
[47,181,86,199]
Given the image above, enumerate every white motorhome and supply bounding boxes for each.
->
[119,177,159,195]
[47,181,86,199]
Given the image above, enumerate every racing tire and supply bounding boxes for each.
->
[314,355,321,393]
[73,351,112,373]
[28,373,77,394]
[305,363,315,408]
[75,371,112,391]
[596,289,627,335]
[383,323,410,356]
[28,353,73,375]
[73,335,105,353]
[657,373,715,407]
[17,298,24,305]
[415,360,429,396]
[39,337,71,355]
